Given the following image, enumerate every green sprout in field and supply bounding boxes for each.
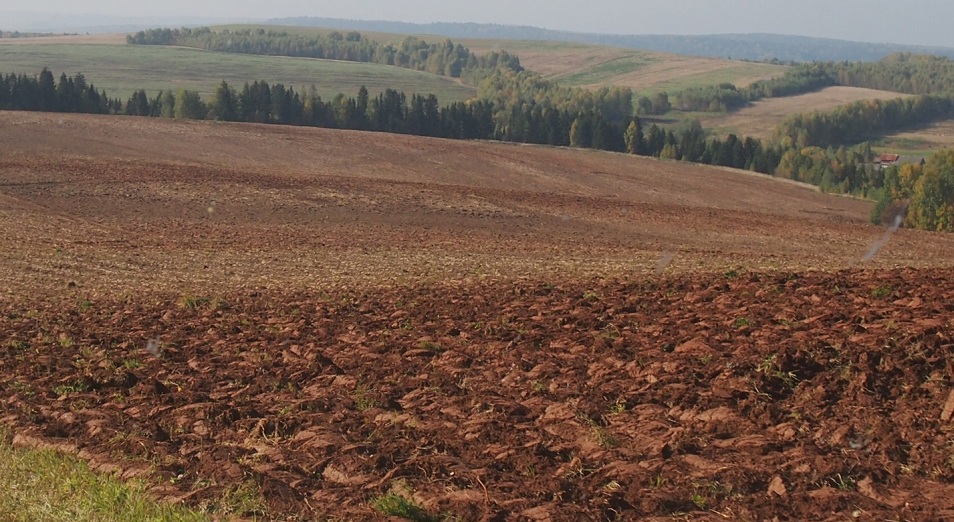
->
[371,480,441,522]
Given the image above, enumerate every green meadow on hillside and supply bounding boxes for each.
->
[0,43,476,102]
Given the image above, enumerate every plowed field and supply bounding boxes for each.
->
[2,111,954,520]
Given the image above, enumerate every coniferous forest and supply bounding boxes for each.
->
[0,69,120,114]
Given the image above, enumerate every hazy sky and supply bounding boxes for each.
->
[5,0,954,48]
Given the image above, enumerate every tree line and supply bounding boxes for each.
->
[122,26,837,117]
[125,27,954,119]
[123,80,496,139]
[774,143,876,192]
[643,53,954,230]
[0,69,121,113]
[0,68,775,170]
[638,62,837,114]
[3,68,952,232]
[664,64,839,113]
[775,95,954,149]
[642,53,954,115]
[0,31,57,38]
[764,98,954,232]
[126,27,523,85]
[769,140,954,232]
[872,151,954,231]
[476,68,636,137]
[126,79,634,150]
[822,53,954,95]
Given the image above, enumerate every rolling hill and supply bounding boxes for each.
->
[0,41,476,102]
[460,38,785,97]
[5,25,954,171]
[267,17,954,62]
[3,110,952,298]
[198,24,788,97]
[4,13,954,522]
[2,111,954,520]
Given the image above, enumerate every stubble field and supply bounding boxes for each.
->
[0,41,476,103]
[462,39,785,97]
[1,111,953,520]
[871,120,954,156]
[698,87,913,141]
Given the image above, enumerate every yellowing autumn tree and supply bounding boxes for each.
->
[882,149,954,231]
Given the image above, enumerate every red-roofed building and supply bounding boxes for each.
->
[876,153,923,170]
[879,153,900,164]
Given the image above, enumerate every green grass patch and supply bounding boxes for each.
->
[371,492,436,521]
[647,109,738,132]
[0,428,209,521]
[869,136,938,157]
[216,480,267,518]
[370,481,441,522]
[0,43,476,102]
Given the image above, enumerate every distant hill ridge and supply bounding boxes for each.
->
[267,17,954,63]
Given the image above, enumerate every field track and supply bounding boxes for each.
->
[1,111,954,520]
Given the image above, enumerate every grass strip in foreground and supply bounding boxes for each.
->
[0,428,208,522]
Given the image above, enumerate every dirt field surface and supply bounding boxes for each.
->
[2,111,954,520]
[3,110,952,298]
[700,87,911,140]
[3,270,954,520]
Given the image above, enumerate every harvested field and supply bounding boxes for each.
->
[462,39,784,94]
[463,39,649,79]
[699,87,911,140]
[580,54,783,96]
[2,111,954,520]
[0,44,476,102]
[875,119,954,155]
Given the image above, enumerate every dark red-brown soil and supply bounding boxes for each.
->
[2,112,954,520]
[2,269,953,520]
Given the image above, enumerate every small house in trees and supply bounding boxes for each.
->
[876,153,924,170]
[879,153,900,166]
